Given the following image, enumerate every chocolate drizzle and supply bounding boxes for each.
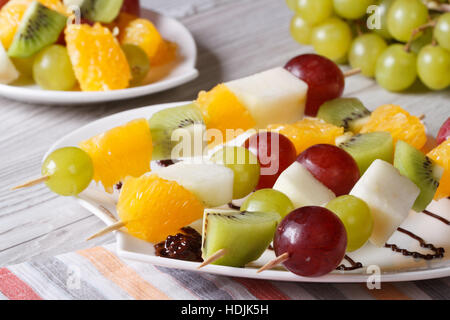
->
[336,255,363,271]
[385,227,445,260]
[154,227,203,262]
[422,210,450,225]
[156,159,179,167]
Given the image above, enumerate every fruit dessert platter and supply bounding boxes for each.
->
[14,53,450,281]
[0,0,198,103]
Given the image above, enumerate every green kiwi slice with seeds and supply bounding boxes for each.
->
[8,1,67,58]
[394,140,444,212]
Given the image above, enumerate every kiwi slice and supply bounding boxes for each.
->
[394,140,444,212]
[202,210,279,267]
[8,1,67,58]
[64,0,123,23]
[317,98,371,132]
[339,132,394,174]
[149,103,206,160]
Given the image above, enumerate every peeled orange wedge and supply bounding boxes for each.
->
[427,139,450,200]
[268,118,344,155]
[117,174,204,243]
[196,84,256,145]
[360,105,427,150]
[79,119,152,192]
[65,23,131,91]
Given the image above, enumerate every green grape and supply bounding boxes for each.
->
[42,147,94,196]
[333,0,375,20]
[121,44,150,86]
[290,15,313,45]
[409,27,433,54]
[434,13,450,51]
[417,45,450,91]
[372,0,394,39]
[286,0,297,11]
[349,33,387,77]
[241,189,294,221]
[296,0,334,25]
[375,44,417,92]
[387,0,428,42]
[210,146,260,199]
[325,195,373,252]
[32,45,76,91]
[311,17,353,61]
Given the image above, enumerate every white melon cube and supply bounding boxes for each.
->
[225,67,308,128]
[350,159,420,247]
[273,161,335,208]
[0,42,18,84]
[155,162,234,208]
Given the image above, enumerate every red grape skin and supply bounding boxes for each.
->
[274,206,347,277]
[297,144,360,196]
[121,0,141,17]
[285,54,345,116]
[436,117,450,145]
[243,132,297,189]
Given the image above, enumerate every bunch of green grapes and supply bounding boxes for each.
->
[287,0,450,92]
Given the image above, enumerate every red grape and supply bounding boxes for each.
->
[274,206,347,277]
[121,0,141,17]
[243,132,297,189]
[285,54,345,116]
[436,117,450,145]
[297,144,360,196]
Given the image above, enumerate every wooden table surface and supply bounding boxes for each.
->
[0,0,448,267]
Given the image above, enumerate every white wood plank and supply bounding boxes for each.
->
[0,0,448,267]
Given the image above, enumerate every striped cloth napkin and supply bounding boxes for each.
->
[0,244,448,300]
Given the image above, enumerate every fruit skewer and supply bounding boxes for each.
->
[12,54,361,196]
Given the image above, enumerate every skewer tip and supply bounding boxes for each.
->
[197,248,228,269]
[86,221,127,241]
[11,176,49,190]
[257,252,290,273]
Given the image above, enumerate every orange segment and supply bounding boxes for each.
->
[196,84,256,145]
[79,119,152,192]
[360,104,427,150]
[65,23,131,91]
[268,118,344,155]
[0,0,67,49]
[119,17,175,66]
[117,174,204,243]
[427,139,450,200]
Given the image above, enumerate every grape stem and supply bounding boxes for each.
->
[425,1,450,12]
[344,68,361,77]
[257,252,290,273]
[404,21,437,53]
[11,175,49,190]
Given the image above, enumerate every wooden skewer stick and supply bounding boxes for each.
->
[418,114,425,121]
[86,220,127,241]
[197,248,228,269]
[11,176,49,190]
[257,252,290,274]
[344,68,361,78]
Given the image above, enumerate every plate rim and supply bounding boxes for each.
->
[48,101,450,283]
[0,9,199,104]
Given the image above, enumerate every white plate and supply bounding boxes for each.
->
[46,102,450,283]
[0,10,198,105]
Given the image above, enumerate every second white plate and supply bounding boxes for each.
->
[0,10,198,105]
